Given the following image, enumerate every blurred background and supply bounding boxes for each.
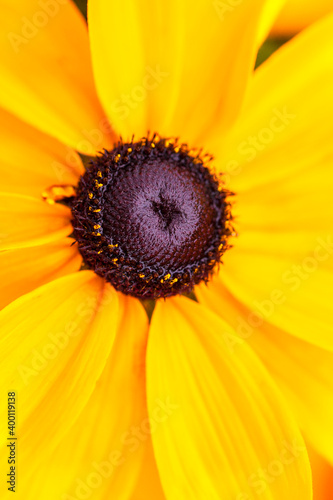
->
[74,0,87,18]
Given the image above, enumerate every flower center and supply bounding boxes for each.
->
[71,136,233,299]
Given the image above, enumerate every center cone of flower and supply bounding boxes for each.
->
[71,136,232,299]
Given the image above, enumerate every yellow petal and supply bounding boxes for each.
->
[0,271,115,447]
[271,0,333,36]
[212,12,333,193]
[197,280,333,466]
[147,296,312,499]
[0,107,84,197]
[130,439,166,500]
[0,238,82,310]
[0,274,148,499]
[0,0,114,153]
[212,233,333,352]
[89,0,271,146]
[0,192,72,250]
[257,330,333,467]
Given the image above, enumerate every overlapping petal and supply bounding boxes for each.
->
[130,440,166,500]
[0,0,114,153]
[257,0,286,44]
[89,0,272,145]
[0,107,83,197]
[0,238,82,310]
[212,233,333,352]
[0,274,149,499]
[0,192,72,250]
[271,0,333,36]
[197,281,333,466]
[208,13,333,351]
[308,446,333,500]
[0,1,330,499]
[147,296,312,499]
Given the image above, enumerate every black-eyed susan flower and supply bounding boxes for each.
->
[271,0,333,36]
[0,0,332,499]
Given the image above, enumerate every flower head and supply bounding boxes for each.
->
[0,0,332,499]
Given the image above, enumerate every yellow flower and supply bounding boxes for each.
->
[0,0,332,499]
